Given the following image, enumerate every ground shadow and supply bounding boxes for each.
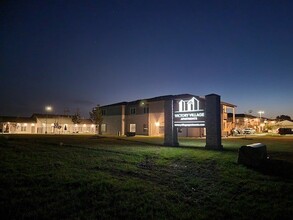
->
[251,159,293,180]
[112,136,240,152]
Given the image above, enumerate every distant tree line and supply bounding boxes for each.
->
[276,115,292,121]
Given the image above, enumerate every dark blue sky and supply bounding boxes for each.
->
[1,0,293,118]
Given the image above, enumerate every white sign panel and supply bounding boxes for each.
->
[174,97,205,127]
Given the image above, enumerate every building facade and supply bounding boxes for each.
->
[227,113,278,133]
[0,114,96,134]
[100,94,236,137]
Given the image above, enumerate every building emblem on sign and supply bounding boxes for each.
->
[178,97,200,112]
[174,97,205,127]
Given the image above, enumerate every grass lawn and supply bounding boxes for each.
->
[0,134,292,219]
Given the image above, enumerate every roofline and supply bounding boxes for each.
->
[101,94,236,108]
[221,101,237,108]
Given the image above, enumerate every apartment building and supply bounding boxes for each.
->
[100,94,236,137]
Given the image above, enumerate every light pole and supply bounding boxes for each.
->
[258,111,264,120]
[45,106,52,134]
[258,111,264,132]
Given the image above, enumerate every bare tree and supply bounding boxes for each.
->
[89,105,103,135]
[72,109,81,124]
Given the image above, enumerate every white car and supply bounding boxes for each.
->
[242,128,256,134]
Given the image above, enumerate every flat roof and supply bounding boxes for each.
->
[101,94,236,108]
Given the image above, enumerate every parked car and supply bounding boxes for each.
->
[242,128,256,134]
[278,128,293,135]
[231,129,241,136]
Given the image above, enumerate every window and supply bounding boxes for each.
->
[101,124,107,133]
[130,124,136,132]
[143,107,149,114]
[101,109,106,116]
[143,124,148,132]
[130,107,136,115]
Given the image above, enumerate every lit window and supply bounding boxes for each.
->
[130,124,136,132]
[101,124,107,132]
[21,125,26,132]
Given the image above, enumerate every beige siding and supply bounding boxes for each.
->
[102,115,123,135]
[149,101,164,136]
[125,114,148,135]
[178,128,205,137]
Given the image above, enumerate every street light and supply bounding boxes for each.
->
[258,111,264,132]
[45,106,52,134]
[258,111,264,120]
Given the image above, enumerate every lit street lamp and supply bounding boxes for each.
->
[258,111,264,132]
[258,111,264,120]
[45,106,52,134]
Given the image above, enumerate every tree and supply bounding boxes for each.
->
[72,110,81,124]
[89,105,103,134]
[276,115,292,121]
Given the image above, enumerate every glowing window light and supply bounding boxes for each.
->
[83,124,86,127]
[31,123,35,126]
[155,122,160,127]
[23,123,27,126]
[91,124,95,127]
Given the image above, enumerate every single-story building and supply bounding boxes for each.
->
[100,94,236,137]
[0,114,96,134]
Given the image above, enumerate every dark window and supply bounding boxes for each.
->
[101,109,106,115]
[143,107,149,114]
[130,107,136,115]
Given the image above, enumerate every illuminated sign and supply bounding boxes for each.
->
[174,97,205,127]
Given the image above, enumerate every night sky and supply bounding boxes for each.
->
[1,0,293,118]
